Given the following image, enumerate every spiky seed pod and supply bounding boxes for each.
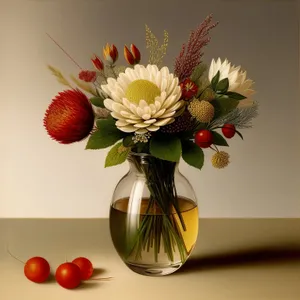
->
[161,111,192,133]
[188,99,214,123]
[211,151,230,169]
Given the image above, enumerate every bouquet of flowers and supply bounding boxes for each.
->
[44,14,258,268]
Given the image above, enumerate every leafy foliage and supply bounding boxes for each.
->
[182,140,204,170]
[86,118,124,149]
[209,103,259,129]
[190,63,207,82]
[211,131,229,146]
[211,71,220,91]
[105,142,130,167]
[89,96,105,108]
[150,134,181,162]
[211,96,239,118]
[216,78,229,93]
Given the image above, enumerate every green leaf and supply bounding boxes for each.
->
[89,96,105,108]
[150,134,181,162]
[235,129,244,140]
[135,142,149,153]
[211,71,220,91]
[105,142,130,167]
[216,78,229,93]
[122,135,135,147]
[211,97,239,118]
[195,77,210,97]
[86,119,124,149]
[190,63,207,82]
[225,91,247,100]
[182,140,204,170]
[211,131,229,146]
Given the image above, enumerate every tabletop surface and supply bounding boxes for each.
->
[0,218,299,300]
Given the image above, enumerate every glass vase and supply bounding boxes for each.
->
[109,152,198,276]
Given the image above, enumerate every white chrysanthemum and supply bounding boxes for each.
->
[100,64,184,134]
[208,58,255,108]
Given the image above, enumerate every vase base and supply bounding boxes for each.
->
[126,262,182,276]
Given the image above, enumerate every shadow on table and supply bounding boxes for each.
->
[44,267,112,289]
[177,245,300,274]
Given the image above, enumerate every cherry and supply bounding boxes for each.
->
[55,262,81,289]
[222,124,236,138]
[24,257,50,283]
[72,257,94,280]
[195,129,213,148]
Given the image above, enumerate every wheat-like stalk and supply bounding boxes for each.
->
[70,74,98,96]
[47,65,72,88]
[174,14,218,82]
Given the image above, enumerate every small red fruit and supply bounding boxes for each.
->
[72,257,94,280]
[55,262,81,289]
[195,129,213,148]
[24,257,50,283]
[222,124,236,138]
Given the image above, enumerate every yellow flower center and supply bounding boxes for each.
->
[125,79,161,105]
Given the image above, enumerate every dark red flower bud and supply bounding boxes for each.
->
[91,55,104,71]
[124,45,135,65]
[130,44,141,64]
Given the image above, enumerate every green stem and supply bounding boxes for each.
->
[126,154,188,263]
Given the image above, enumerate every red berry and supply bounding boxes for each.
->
[195,130,213,148]
[222,124,236,138]
[72,257,94,280]
[24,257,50,283]
[55,262,81,289]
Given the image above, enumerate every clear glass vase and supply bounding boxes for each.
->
[109,152,198,276]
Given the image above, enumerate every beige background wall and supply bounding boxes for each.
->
[0,0,299,218]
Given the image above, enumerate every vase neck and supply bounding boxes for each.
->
[127,153,178,175]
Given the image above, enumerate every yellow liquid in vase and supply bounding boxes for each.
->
[110,197,198,275]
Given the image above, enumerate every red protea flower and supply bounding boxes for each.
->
[44,89,95,144]
[180,78,198,100]
[79,70,97,82]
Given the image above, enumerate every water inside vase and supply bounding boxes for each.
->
[109,197,198,275]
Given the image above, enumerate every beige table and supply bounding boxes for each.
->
[0,219,299,300]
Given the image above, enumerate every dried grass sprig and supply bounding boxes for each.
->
[70,74,98,96]
[174,14,218,82]
[48,65,72,88]
[145,25,169,68]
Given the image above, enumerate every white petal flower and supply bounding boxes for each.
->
[100,64,184,133]
[208,58,255,108]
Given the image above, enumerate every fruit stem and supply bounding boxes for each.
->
[209,144,219,152]
[88,277,113,281]
[6,246,25,264]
